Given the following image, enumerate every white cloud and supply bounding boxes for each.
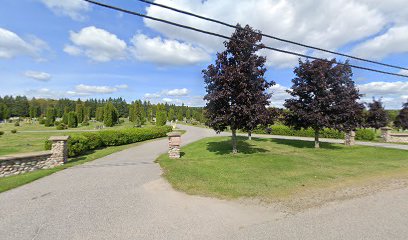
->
[144,93,161,99]
[352,26,408,60]
[74,84,119,94]
[66,26,127,62]
[63,45,82,56]
[144,0,385,68]
[24,71,52,81]
[130,34,210,66]
[115,84,128,89]
[164,88,189,96]
[41,0,90,21]
[0,28,47,59]
[268,84,291,108]
[358,81,408,108]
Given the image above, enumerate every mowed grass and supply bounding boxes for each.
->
[0,119,154,156]
[158,137,408,201]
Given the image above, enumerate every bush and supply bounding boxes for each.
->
[82,121,90,126]
[45,126,173,157]
[252,125,344,139]
[39,118,46,125]
[355,128,375,141]
[56,123,68,130]
[11,129,17,134]
[0,131,4,136]
[14,121,20,127]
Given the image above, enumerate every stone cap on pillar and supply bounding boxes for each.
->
[48,136,71,141]
[167,132,181,137]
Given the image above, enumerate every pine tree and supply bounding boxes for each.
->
[45,108,56,127]
[67,112,78,128]
[103,102,118,127]
[155,104,167,126]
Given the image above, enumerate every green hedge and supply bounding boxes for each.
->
[45,126,172,157]
[253,125,375,141]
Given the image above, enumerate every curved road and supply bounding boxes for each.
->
[0,125,407,239]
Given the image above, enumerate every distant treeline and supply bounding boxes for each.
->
[0,95,204,122]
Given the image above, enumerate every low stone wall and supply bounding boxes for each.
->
[0,151,53,177]
[381,127,408,143]
[0,136,70,178]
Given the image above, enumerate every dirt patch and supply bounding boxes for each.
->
[271,176,408,213]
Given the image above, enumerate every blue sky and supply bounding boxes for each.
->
[1,0,407,108]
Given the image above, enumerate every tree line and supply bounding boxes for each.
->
[0,96,205,128]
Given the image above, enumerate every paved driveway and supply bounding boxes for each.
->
[0,125,407,239]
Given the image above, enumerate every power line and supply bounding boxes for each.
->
[138,0,408,72]
[84,0,408,79]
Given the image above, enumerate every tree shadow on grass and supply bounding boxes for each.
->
[267,138,343,150]
[206,137,268,155]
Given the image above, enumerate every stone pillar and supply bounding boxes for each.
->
[167,132,181,159]
[381,127,392,142]
[48,136,70,165]
[344,130,356,146]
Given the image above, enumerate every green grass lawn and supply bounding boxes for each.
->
[0,119,155,156]
[158,136,408,201]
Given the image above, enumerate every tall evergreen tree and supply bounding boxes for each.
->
[76,103,85,123]
[203,24,274,153]
[103,102,118,127]
[45,108,56,127]
[155,104,167,126]
[67,112,78,128]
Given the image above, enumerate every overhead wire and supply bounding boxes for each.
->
[84,0,408,78]
[138,0,408,72]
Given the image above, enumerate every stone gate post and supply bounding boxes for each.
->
[167,132,181,159]
[381,127,392,142]
[345,130,356,146]
[48,136,70,165]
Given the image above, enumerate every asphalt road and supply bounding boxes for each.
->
[0,125,407,239]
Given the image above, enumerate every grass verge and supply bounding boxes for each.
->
[158,136,408,201]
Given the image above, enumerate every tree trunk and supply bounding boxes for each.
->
[314,129,320,149]
[232,129,238,154]
[248,131,252,140]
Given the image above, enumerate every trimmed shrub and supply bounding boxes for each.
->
[355,129,375,141]
[45,126,173,157]
[0,131,4,136]
[252,125,344,139]
[14,121,20,127]
[56,123,68,130]
[82,121,90,126]
[11,129,17,134]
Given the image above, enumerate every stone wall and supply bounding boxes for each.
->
[0,151,52,178]
[0,136,70,178]
[381,127,408,143]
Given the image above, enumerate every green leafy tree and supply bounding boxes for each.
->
[185,108,191,120]
[177,110,183,121]
[29,105,40,118]
[103,102,119,127]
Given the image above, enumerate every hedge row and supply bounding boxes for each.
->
[45,126,173,157]
[252,125,375,141]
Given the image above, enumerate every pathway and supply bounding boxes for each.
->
[0,125,407,239]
